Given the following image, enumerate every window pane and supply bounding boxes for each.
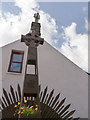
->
[12,54,23,62]
[10,63,21,72]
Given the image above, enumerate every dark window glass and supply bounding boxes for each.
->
[12,54,23,62]
[8,50,24,73]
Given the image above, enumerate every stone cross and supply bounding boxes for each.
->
[21,13,44,47]
[20,13,44,118]
[21,30,44,47]
[34,13,40,23]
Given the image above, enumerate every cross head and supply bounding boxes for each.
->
[34,13,40,23]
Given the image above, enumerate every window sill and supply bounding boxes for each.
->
[6,71,22,75]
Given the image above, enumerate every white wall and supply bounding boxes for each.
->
[0,47,2,98]
[38,41,88,118]
[1,40,88,118]
[2,40,28,93]
[88,75,90,119]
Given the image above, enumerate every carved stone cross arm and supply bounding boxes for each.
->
[21,33,44,46]
[34,13,40,23]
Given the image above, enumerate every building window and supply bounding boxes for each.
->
[8,50,24,73]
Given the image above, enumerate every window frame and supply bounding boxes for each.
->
[8,50,24,73]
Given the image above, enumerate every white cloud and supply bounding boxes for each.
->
[60,22,88,72]
[54,39,58,44]
[0,10,2,17]
[0,0,88,72]
[82,7,87,12]
[40,11,58,43]
[85,18,88,31]
[0,0,58,47]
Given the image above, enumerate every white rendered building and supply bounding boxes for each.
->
[0,39,89,119]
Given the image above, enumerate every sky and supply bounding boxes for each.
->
[0,0,88,72]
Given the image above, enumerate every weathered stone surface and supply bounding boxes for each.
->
[23,74,38,97]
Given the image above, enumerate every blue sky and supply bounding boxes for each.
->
[1,2,21,15]
[39,2,88,47]
[39,2,88,33]
[1,2,88,45]
[2,2,88,46]
[0,1,88,72]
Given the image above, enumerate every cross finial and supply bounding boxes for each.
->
[34,13,40,23]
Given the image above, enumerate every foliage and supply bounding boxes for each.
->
[14,100,39,116]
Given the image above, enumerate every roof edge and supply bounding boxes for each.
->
[1,39,88,75]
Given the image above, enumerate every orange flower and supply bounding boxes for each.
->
[18,111,20,114]
[35,108,38,111]
[30,106,33,109]
[24,100,27,103]
[21,107,24,110]
[14,105,17,108]
[30,109,32,111]
[36,105,38,107]
[18,102,20,105]
[21,112,23,114]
